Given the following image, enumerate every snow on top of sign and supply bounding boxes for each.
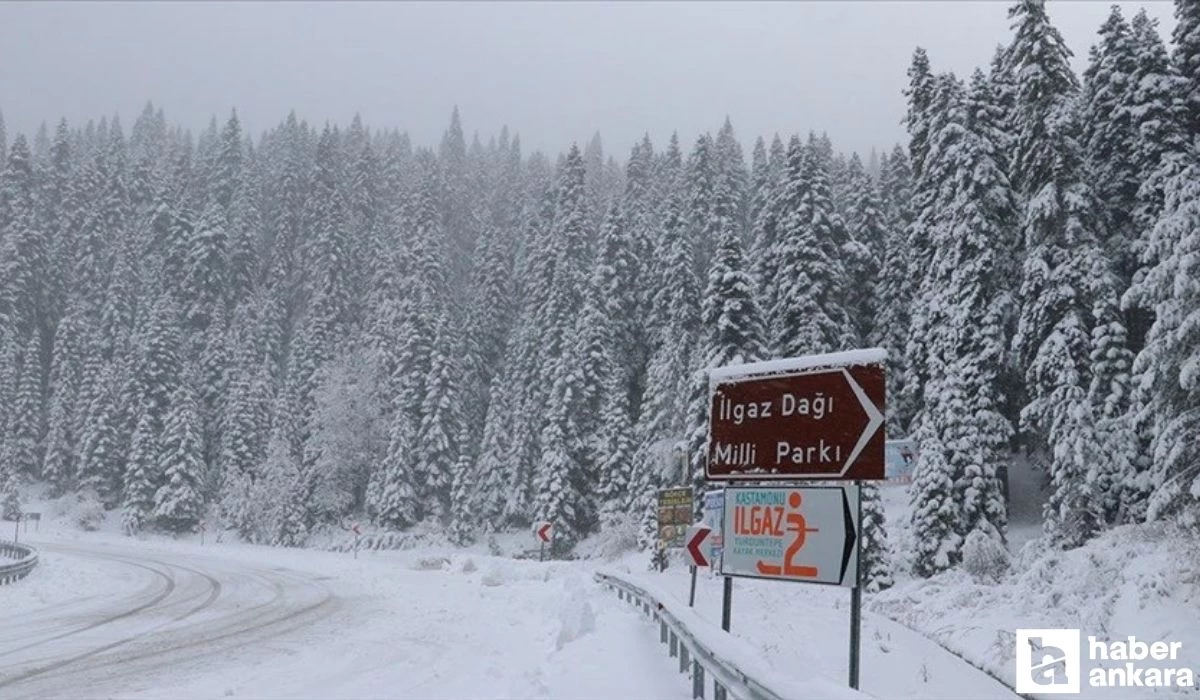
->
[708,348,887,387]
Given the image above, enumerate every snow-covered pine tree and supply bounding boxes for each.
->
[772,134,856,356]
[76,360,128,507]
[914,69,1019,548]
[181,198,229,335]
[371,404,421,530]
[42,307,88,494]
[873,145,915,436]
[895,51,946,435]
[1081,6,1141,285]
[135,295,183,438]
[840,153,885,345]
[153,380,205,534]
[859,481,893,592]
[0,135,48,342]
[448,425,475,545]
[416,319,461,523]
[684,225,767,497]
[1113,0,1200,527]
[532,358,591,551]
[122,410,160,535]
[1006,0,1133,546]
[1127,8,1189,282]
[260,423,309,546]
[909,429,961,577]
[3,334,45,480]
[1174,0,1200,137]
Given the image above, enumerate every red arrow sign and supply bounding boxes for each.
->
[685,524,712,567]
[536,522,552,543]
[351,522,361,536]
[706,351,886,481]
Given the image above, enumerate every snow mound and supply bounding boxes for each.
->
[460,557,477,573]
[555,576,596,650]
[574,517,640,561]
[871,523,1200,697]
[410,556,451,571]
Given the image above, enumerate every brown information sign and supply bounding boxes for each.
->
[706,352,886,481]
[656,487,694,548]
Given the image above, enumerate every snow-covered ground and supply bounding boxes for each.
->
[2,501,1013,700]
[4,469,1195,700]
[2,529,694,700]
[872,522,1200,699]
[616,558,1019,700]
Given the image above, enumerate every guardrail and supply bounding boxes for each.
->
[0,540,38,585]
[595,571,865,700]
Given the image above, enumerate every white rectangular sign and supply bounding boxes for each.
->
[719,484,860,587]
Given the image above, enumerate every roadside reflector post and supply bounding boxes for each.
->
[721,576,732,632]
[849,481,863,690]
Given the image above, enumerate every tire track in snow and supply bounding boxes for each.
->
[0,551,336,700]
[0,554,177,662]
[0,551,223,689]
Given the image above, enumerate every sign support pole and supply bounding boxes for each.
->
[849,482,863,690]
[721,576,732,632]
[13,517,19,544]
[689,566,698,607]
[539,540,545,562]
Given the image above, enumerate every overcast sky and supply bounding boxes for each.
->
[0,1,1178,159]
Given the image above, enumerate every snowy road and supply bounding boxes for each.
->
[0,536,691,699]
[0,539,338,698]
[0,533,1026,699]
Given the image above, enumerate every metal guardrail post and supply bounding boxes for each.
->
[0,540,39,586]
[597,571,793,700]
[714,681,727,700]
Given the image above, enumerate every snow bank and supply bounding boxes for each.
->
[871,523,1200,698]
[600,568,872,700]
[556,576,597,649]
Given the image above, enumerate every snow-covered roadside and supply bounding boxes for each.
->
[0,546,143,617]
[613,558,1020,700]
[5,530,696,699]
[871,523,1200,698]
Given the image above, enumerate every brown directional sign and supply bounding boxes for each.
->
[706,357,885,481]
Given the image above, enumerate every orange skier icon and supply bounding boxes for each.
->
[756,491,819,577]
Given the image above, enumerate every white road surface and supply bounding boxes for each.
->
[1,533,1021,699]
[0,535,690,699]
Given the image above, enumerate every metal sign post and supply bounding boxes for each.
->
[721,576,732,632]
[849,482,863,689]
[534,521,552,561]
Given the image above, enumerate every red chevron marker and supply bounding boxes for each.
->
[685,524,712,567]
